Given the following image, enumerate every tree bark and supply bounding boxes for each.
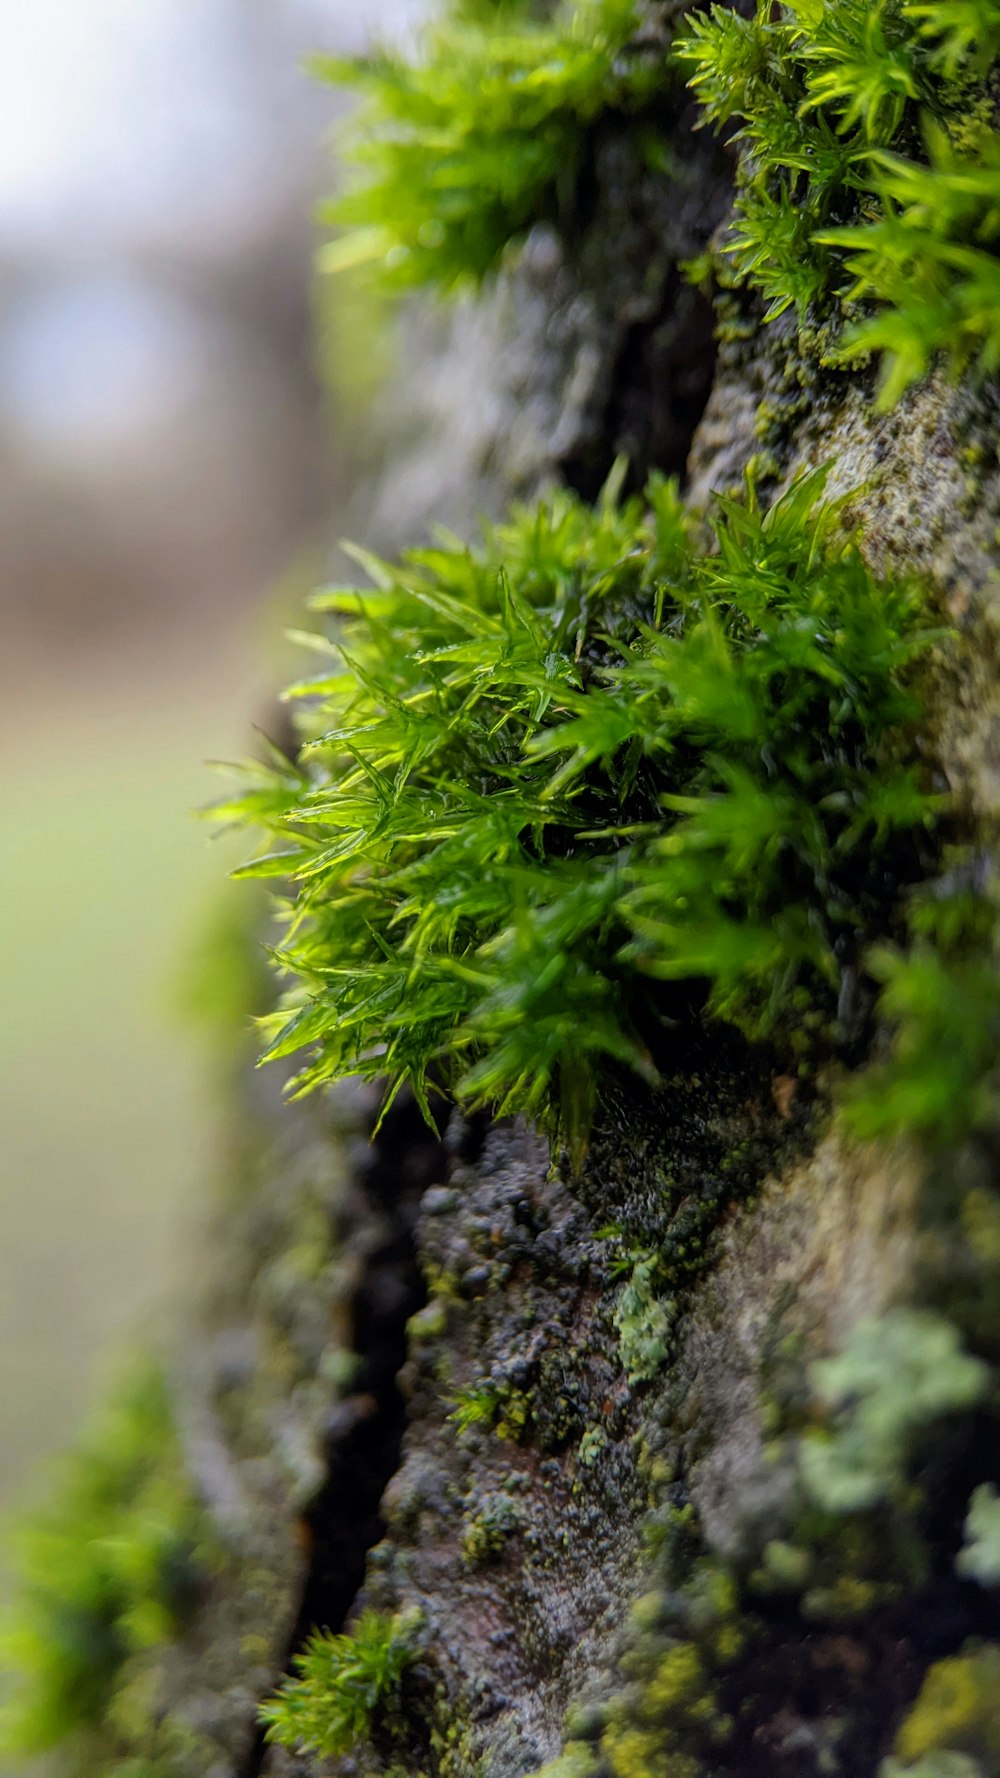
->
[134,74,1000,1778]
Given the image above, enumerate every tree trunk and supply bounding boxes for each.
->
[32,36,1000,1778]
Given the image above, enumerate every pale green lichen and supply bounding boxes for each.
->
[799,1309,990,1514]
[613,1254,676,1386]
[460,1491,525,1564]
[957,1483,1000,1588]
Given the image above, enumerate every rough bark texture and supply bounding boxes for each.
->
[126,62,1000,1778]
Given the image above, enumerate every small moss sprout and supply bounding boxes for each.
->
[259,1609,416,1760]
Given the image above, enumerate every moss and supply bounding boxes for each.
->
[259,1607,418,1761]
[677,0,1000,406]
[178,880,271,1056]
[0,1359,218,1777]
[845,881,1000,1150]
[448,1377,533,1441]
[224,465,942,1165]
[313,0,668,296]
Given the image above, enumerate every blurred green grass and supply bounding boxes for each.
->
[0,668,251,1510]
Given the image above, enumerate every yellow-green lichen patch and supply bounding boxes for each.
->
[893,1645,1000,1767]
[461,1491,526,1566]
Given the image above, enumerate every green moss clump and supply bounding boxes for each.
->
[676,0,1000,405]
[0,1360,213,1775]
[222,465,940,1161]
[259,1607,416,1761]
[313,0,665,295]
[449,1377,532,1441]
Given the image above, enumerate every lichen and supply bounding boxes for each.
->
[957,1483,1000,1587]
[892,1646,1000,1768]
[799,1308,990,1514]
[461,1490,525,1565]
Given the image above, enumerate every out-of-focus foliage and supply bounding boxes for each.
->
[313,0,667,293]
[958,1483,1000,1587]
[0,1360,213,1774]
[846,883,1000,1147]
[800,1310,990,1514]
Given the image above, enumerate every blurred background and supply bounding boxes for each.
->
[0,0,421,1520]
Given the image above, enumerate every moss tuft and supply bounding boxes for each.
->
[313,0,666,294]
[259,1607,417,1761]
[676,0,1000,405]
[222,465,941,1162]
